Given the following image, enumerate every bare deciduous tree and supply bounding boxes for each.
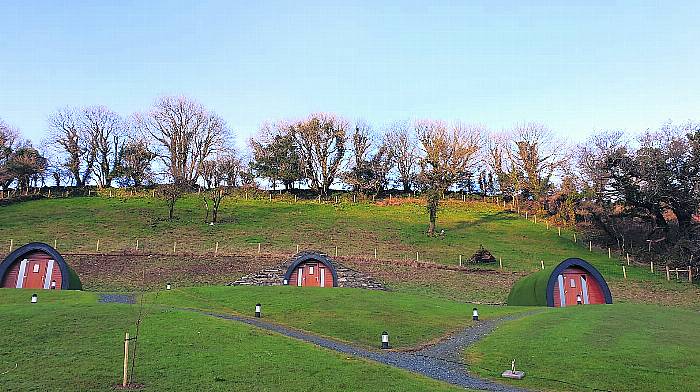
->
[291,113,348,195]
[48,108,96,187]
[416,120,483,235]
[385,121,418,192]
[82,106,124,188]
[508,122,567,204]
[138,96,229,187]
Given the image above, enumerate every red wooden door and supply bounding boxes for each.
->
[304,264,320,287]
[24,260,47,289]
[563,273,581,306]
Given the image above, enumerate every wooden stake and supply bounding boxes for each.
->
[650,261,654,273]
[546,221,549,230]
[136,239,139,251]
[622,266,627,279]
[152,190,155,198]
[416,252,419,262]
[374,248,377,259]
[626,253,630,266]
[96,239,100,252]
[335,246,338,257]
[459,254,462,267]
[534,215,537,224]
[123,332,129,387]
[54,239,57,249]
[296,244,299,253]
[499,257,503,269]
[258,243,261,253]
[589,241,592,252]
[9,239,12,252]
[318,195,321,203]
[676,269,679,280]
[269,193,272,201]
[574,233,577,243]
[558,227,561,236]
[215,242,219,257]
[608,248,611,258]
[689,267,693,283]
[525,211,528,220]
[173,242,177,253]
[294,195,297,202]
[353,194,356,203]
[666,266,670,281]
[540,260,545,269]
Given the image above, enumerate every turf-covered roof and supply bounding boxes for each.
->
[507,258,612,306]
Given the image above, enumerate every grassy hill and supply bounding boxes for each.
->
[1,194,697,306]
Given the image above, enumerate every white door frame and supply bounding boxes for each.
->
[320,268,325,287]
[43,260,55,289]
[16,259,28,288]
[297,266,303,286]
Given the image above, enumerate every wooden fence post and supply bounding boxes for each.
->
[650,261,654,273]
[622,266,627,279]
[666,266,670,281]
[689,267,693,283]
[123,332,129,387]
[215,242,219,257]
[626,253,630,266]
[258,243,261,253]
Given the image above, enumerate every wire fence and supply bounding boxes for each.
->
[2,189,697,285]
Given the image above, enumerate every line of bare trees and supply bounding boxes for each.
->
[2,96,698,257]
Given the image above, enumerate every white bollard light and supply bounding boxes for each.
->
[31,293,38,303]
[381,331,390,349]
[255,303,262,318]
[472,307,479,321]
[166,283,171,290]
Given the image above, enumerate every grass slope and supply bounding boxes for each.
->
[148,286,533,349]
[1,195,697,306]
[0,289,466,392]
[466,303,700,392]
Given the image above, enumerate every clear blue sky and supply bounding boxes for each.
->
[2,1,698,148]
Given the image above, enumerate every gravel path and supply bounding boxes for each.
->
[200,310,532,391]
[99,293,136,304]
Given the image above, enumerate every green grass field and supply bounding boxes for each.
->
[466,303,700,392]
[0,289,467,392]
[147,285,533,349]
[0,194,629,272]
[2,194,697,306]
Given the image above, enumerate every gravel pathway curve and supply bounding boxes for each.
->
[200,310,533,391]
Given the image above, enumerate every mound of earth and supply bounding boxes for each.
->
[468,245,497,264]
